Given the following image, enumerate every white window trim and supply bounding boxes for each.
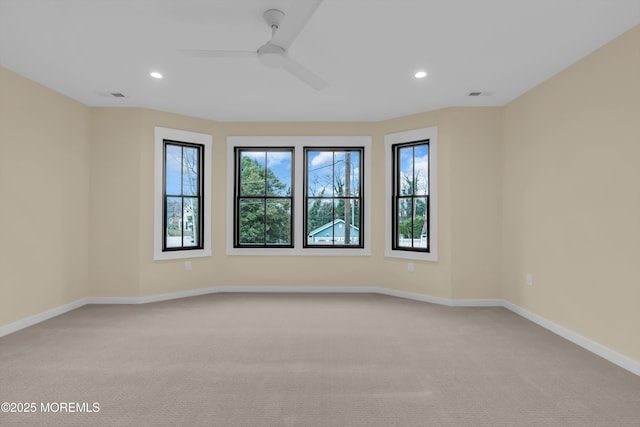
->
[384,126,438,261]
[154,127,212,260]
[226,136,372,256]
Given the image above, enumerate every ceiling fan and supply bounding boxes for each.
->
[179,0,328,90]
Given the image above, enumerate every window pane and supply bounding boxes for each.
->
[334,199,360,246]
[265,199,291,245]
[418,201,428,249]
[182,147,199,196]
[413,197,427,237]
[161,138,205,254]
[305,148,363,248]
[239,199,265,244]
[183,198,198,247]
[307,151,334,196]
[165,145,182,195]
[333,151,346,196]
[411,197,427,249]
[414,144,429,196]
[397,198,413,248]
[166,197,182,248]
[307,199,334,244]
[391,141,429,252]
[240,152,266,196]
[266,151,292,196]
[348,151,360,196]
[334,151,359,197]
[235,148,294,248]
[399,147,414,196]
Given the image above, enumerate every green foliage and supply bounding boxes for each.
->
[399,216,425,238]
[240,156,289,196]
[307,195,332,233]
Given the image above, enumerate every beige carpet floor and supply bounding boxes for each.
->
[1,293,639,426]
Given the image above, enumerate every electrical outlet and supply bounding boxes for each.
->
[185,261,192,271]
[526,273,533,286]
[408,262,414,273]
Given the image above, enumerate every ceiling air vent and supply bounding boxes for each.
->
[111,92,126,98]
[468,91,493,97]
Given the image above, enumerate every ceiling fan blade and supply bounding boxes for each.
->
[178,49,256,59]
[271,0,323,50]
[281,57,328,90]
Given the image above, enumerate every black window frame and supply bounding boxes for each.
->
[303,147,364,249]
[391,139,430,253]
[162,139,204,252]
[234,147,295,248]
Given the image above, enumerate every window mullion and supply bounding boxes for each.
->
[263,152,268,245]
[411,146,416,248]
[179,146,184,249]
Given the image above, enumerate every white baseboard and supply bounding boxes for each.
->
[2,288,638,376]
[502,301,640,376]
[93,285,504,308]
[88,286,381,305]
[0,298,89,338]
[86,296,142,304]
[372,287,503,307]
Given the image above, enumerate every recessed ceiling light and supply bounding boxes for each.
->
[150,72,163,79]
[414,71,427,79]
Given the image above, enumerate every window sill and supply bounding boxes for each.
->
[153,248,212,261]
[226,247,371,257]
[384,249,437,262]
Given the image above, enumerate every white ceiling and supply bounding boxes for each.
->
[1,0,638,122]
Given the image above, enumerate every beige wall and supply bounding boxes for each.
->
[83,105,503,300]
[377,110,455,298]
[375,107,504,300]
[449,108,503,299]
[502,25,640,361]
[1,24,638,365]
[91,107,502,300]
[0,68,90,325]
[144,117,393,296]
[89,108,145,297]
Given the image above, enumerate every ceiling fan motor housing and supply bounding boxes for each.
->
[257,43,287,68]
[258,9,287,68]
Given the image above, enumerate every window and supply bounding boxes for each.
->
[305,148,363,248]
[391,141,428,251]
[234,148,294,247]
[226,136,371,256]
[164,141,203,251]
[154,127,212,260]
[385,127,438,261]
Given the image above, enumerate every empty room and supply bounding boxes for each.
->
[1,0,639,425]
